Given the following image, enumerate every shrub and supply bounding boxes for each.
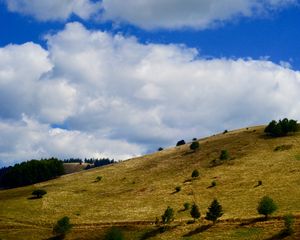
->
[161,206,174,224]
[175,186,181,192]
[191,169,199,178]
[211,180,217,187]
[158,147,164,151]
[223,130,228,134]
[257,196,277,219]
[176,140,186,146]
[220,150,229,160]
[190,203,201,221]
[95,176,102,182]
[257,180,262,186]
[184,202,190,211]
[282,214,294,236]
[192,138,197,141]
[190,141,200,151]
[274,144,293,151]
[205,199,223,224]
[53,216,72,238]
[105,227,124,240]
[32,189,47,198]
[265,118,299,137]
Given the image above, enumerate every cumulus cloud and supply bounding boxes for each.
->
[0,115,142,167]
[1,22,300,166]
[3,0,296,28]
[100,0,296,29]
[4,0,101,21]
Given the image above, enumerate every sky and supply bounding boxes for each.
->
[1,0,300,167]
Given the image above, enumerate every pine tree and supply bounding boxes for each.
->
[161,206,174,224]
[205,199,223,224]
[190,203,201,221]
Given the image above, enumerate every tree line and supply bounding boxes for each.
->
[0,158,64,188]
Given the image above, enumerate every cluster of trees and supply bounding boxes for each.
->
[265,118,299,137]
[161,199,223,225]
[0,158,64,188]
[63,158,115,166]
[85,158,115,169]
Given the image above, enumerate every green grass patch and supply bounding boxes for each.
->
[232,227,262,239]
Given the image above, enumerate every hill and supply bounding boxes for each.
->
[0,126,300,239]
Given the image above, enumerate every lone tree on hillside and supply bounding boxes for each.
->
[205,199,223,224]
[176,140,186,146]
[265,118,299,137]
[220,150,229,160]
[257,196,277,220]
[161,206,174,224]
[53,216,72,239]
[190,203,201,222]
[190,141,200,151]
[191,169,200,178]
[31,189,47,198]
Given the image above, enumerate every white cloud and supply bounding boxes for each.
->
[0,115,143,167]
[1,22,300,166]
[4,0,101,21]
[100,0,296,29]
[3,0,296,28]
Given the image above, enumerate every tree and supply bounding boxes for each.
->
[191,169,199,178]
[190,141,200,151]
[176,140,186,146]
[257,196,277,219]
[265,118,299,137]
[184,202,190,211]
[32,189,47,198]
[220,150,229,160]
[161,206,174,224]
[282,214,294,236]
[190,203,201,221]
[53,216,72,238]
[105,227,124,240]
[158,147,164,151]
[205,199,223,224]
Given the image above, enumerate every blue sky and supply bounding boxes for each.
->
[0,0,300,167]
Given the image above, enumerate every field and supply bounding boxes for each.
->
[1,126,300,239]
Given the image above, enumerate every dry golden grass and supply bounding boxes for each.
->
[1,126,300,239]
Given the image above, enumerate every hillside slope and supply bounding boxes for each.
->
[1,126,300,239]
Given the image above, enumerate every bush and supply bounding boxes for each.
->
[205,199,223,224]
[265,118,299,137]
[257,196,277,219]
[190,141,200,151]
[161,206,174,224]
[184,202,190,211]
[53,216,72,238]
[211,180,217,187]
[220,150,229,160]
[192,138,197,141]
[175,186,181,192]
[223,130,228,134]
[158,147,164,151]
[191,169,199,178]
[282,214,294,236]
[190,203,201,221]
[32,189,47,198]
[95,176,102,182]
[105,227,124,240]
[176,140,186,146]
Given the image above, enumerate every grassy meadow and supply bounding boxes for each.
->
[1,126,300,239]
